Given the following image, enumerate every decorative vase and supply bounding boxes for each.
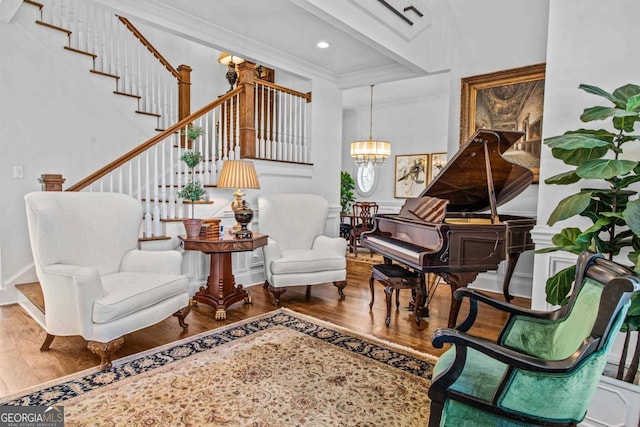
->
[183,218,202,239]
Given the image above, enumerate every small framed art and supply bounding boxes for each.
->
[394,154,428,198]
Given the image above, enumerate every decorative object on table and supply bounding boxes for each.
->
[177,150,206,238]
[218,52,245,92]
[199,218,221,240]
[350,85,391,166]
[216,159,260,239]
[428,152,448,183]
[460,63,545,183]
[537,82,640,383]
[394,154,428,198]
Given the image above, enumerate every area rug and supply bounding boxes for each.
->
[346,251,384,265]
[1,308,437,426]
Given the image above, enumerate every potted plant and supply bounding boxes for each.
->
[177,150,206,238]
[539,82,640,382]
[340,171,356,213]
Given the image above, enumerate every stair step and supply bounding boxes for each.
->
[64,46,97,58]
[90,69,119,80]
[35,20,71,36]
[15,282,45,314]
[138,236,171,242]
[136,110,161,118]
[114,91,141,99]
[23,0,43,10]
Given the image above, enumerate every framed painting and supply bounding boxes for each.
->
[394,154,429,198]
[460,63,545,182]
[428,152,447,183]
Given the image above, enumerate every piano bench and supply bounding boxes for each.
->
[369,264,424,327]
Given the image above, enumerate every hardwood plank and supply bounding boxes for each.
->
[0,260,529,398]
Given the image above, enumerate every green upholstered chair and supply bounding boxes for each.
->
[428,252,640,427]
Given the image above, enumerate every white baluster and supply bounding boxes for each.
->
[144,212,152,238]
[153,206,161,236]
[161,139,167,219]
[234,93,240,159]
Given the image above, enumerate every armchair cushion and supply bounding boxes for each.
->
[94,272,188,324]
[270,249,346,275]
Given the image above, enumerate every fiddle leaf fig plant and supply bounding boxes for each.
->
[340,171,356,213]
[538,83,640,382]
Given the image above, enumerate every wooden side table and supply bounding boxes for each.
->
[179,232,268,320]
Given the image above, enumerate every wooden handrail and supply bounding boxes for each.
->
[117,16,181,81]
[255,78,312,102]
[67,87,243,192]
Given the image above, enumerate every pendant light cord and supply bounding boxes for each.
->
[369,85,374,140]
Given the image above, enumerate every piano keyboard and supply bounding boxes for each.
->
[364,235,438,265]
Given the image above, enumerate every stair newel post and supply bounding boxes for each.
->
[178,64,192,149]
[237,62,256,159]
[39,174,65,192]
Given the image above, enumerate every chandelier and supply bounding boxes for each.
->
[350,85,391,166]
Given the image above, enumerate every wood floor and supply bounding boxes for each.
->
[0,259,530,399]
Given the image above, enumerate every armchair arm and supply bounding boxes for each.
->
[312,235,347,255]
[42,264,104,336]
[120,250,183,275]
[432,328,592,374]
[262,238,282,263]
[454,288,559,332]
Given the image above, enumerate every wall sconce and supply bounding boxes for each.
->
[350,85,391,166]
[218,52,245,92]
[216,160,260,239]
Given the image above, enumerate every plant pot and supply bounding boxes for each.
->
[183,219,202,239]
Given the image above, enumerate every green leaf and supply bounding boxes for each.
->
[627,94,640,112]
[615,174,640,189]
[580,106,638,122]
[544,133,613,150]
[623,199,640,236]
[612,83,640,103]
[550,146,609,166]
[576,218,612,246]
[547,192,592,225]
[545,266,576,306]
[613,115,640,132]
[551,228,583,247]
[576,159,637,180]
[579,84,625,108]
[544,170,581,185]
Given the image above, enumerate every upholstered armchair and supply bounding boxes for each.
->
[258,193,347,306]
[24,192,191,370]
[428,252,640,426]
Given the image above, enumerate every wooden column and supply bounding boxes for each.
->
[38,174,65,191]
[177,64,192,122]
[237,62,256,159]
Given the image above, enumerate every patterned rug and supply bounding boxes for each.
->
[1,309,436,426]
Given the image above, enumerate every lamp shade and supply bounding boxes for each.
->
[218,52,245,66]
[217,160,260,189]
[350,140,391,164]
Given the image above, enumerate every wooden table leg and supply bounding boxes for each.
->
[193,252,251,320]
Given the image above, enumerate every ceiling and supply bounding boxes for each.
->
[115,0,447,90]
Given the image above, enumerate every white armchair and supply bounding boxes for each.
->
[24,191,191,369]
[258,193,347,306]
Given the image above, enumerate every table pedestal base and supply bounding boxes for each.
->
[193,252,252,320]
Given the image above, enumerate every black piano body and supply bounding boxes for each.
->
[363,129,536,328]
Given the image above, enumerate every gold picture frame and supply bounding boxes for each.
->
[394,154,429,198]
[428,152,447,183]
[460,63,545,182]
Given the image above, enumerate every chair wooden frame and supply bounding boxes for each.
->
[349,201,379,257]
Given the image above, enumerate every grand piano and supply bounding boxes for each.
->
[363,129,536,328]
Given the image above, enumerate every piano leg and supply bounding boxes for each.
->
[502,252,521,302]
[439,272,479,328]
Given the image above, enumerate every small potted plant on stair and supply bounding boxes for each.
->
[178,150,207,238]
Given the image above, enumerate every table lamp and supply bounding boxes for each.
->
[217,160,260,239]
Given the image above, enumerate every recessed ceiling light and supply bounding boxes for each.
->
[317,41,330,49]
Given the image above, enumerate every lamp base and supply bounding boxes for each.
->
[233,201,254,240]
[235,229,253,239]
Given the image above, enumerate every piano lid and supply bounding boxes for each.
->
[421,129,533,213]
